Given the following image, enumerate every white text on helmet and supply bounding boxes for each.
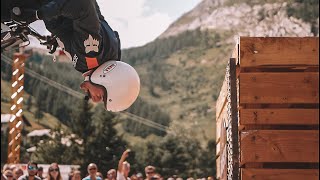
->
[103,63,117,74]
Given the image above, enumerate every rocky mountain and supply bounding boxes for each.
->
[160,0,318,39]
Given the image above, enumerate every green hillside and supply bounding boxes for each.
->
[122,29,235,142]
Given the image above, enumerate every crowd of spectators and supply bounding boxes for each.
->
[1,150,215,180]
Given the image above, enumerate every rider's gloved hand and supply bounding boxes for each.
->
[11,8,42,24]
[41,36,58,54]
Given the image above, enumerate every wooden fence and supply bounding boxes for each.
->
[216,37,319,180]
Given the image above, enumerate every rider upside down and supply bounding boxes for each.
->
[1,0,140,112]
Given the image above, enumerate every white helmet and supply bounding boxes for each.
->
[90,60,140,112]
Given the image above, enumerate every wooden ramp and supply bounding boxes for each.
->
[215,37,319,180]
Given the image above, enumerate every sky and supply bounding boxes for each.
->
[30,0,202,49]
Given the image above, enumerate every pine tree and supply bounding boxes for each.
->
[84,109,128,175]
[70,100,94,143]
[70,101,128,177]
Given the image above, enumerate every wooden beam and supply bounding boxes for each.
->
[239,109,319,125]
[216,107,228,158]
[241,169,319,180]
[231,42,239,64]
[220,119,227,158]
[216,106,228,143]
[216,141,221,156]
[216,76,228,119]
[240,130,319,165]
[239,37,319,67]
[220,145,228,180]
[239,72,319,104]
[216,146,228,180]
[216,156,221,179]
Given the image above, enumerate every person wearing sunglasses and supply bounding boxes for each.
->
[46,163,62,180]
[83,163,101,180]
[144,166,156,180]
[18,161,41,180]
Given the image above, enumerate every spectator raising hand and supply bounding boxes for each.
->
[117,149,131,180]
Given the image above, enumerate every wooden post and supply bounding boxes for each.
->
[7,53,26,164]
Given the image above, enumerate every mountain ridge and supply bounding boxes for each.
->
[159,0,318,39]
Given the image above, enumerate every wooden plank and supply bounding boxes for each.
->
[220,119,227,157]
[216,141,221,156]
[216,156,221,179]
[216,77,228,119]
[239,72,319,104]
[239,109,319,125]
[231,42,239,64]
[242,169,319,180]
[216,111,227,156]
[239,37,319,67]
[220,145,227,180]
[240,130,319,165]
[216,146,228,180]
[216,116,221,143]
[216,106,228,143]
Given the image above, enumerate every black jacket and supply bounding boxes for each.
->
[39,0,121,73]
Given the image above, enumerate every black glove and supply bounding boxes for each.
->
[11,8,41,24]
[41,36,58,54]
